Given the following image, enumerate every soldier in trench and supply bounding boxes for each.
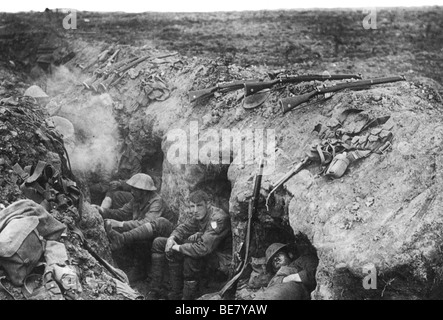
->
[253,235,319,300]
[147,190,232,300]
[93,173,174,282]
[90,145,161,210]
[89,146,142,210]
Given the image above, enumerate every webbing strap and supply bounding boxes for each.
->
[316,145,326,166]
[25,161,48,184]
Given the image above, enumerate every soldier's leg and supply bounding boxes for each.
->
[146,237,168,300]
[127,241,150,283]
[107,217,173,250]
[182,256,204,300]
[166,251,184,300]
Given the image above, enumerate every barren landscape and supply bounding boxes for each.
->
[1,6,443,301]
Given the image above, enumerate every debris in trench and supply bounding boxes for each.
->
[0,79,141,300]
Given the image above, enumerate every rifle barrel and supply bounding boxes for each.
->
[244,74,362,97]
[188,80,252,102]
[188,87,217,102]
[281,75,406,113]
[219,158,264,297]
[318,75,405,94]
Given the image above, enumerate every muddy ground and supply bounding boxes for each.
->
[1,6,443,301]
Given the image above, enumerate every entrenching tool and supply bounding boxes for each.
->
[69,226,129,284]
[242,88,271,110]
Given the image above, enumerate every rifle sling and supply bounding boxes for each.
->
[219,200,253,297]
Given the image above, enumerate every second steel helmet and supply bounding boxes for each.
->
[126,173,157,191]
[265,243,289,271]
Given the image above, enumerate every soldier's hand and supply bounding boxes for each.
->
[105,219,124,229]
[165,237,177,252]
[282,273,302,283]
[187,232,203,243]
[109,180,121,191]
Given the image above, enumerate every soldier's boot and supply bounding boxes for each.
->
[167,262,183,300]
[182,280,199,300]
[146,253,166,300]
[108,218,173,251]
[100,196,112,209]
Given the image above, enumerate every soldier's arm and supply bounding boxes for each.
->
[102,201,133,221]
[170,219,199,243]
[121,198,164,231]
[178,214,230,257]
[119,180,132,192]
[280,255,318,287]
[295,255,319,288]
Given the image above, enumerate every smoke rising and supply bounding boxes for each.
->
[46,66,120,179]
[68,94,120,177]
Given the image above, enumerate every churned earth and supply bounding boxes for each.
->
[1,6,443,300]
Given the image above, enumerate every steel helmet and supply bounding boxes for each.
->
[126,173,157,191]
[24,85,49,99]
[265,243,289,271]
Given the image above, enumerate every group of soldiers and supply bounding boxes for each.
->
[92,172,318,300]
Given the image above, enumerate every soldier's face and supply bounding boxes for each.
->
[131,187,145,202]
[189,201,207,220]
[272,251,291,272]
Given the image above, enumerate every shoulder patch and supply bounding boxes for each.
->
[210,221,218,230]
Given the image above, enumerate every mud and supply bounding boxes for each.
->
[1,6,443,301]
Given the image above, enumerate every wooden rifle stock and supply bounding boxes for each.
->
[281,75,406,114]
[188,81,247,102]
[244,74,362,97]
[280,91,317,113]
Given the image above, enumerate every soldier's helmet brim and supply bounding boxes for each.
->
[126,173,157,191]
[265,243,289,271]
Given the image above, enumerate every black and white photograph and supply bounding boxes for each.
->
[0,0,442,309]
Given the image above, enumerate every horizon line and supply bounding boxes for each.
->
[1,4,442,14]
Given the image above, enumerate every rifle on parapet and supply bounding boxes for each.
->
[188,80,258,102]
[244,73,362,97]
[83,52,177,92]
[219,158,264,297]
[265,157,311,211]
[280,75,407,114]
[82,56,137,90]
[104,52,178,91]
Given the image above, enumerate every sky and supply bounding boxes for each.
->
[2,0,441,12]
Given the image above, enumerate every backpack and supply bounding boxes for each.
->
[0,217,45,286]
